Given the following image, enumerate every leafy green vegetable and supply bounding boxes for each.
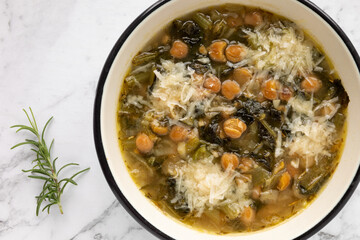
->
[222,27,236,39]
[258,113,277,138]
[11,108,90,216]
[193,145,211,161]
[251,166,271,186]
[185,137,200,154]
[212,19,227,37]
[132,51,158,65]
[220,204,241,220]
[193,13,213,30]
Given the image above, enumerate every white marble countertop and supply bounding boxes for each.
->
[1,0,359,239]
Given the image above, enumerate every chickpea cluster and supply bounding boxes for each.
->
[170,36,322,103]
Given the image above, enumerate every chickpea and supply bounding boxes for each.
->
[199,44,207,55]
[169,125,189,142]
[316,103,336,116]
[256,94,267,103]
[301,75,322,93]
[221,153,240,170]
[244,11,263,26]
[277,172,291,191]
[247,77,263,96]
[192,73,204,84]
[261,79,279,100]
[223,118,247,139]
[208,41,227,63]
[151,121,169,136]
[251,186,262,200]
[221,110,231,119]
[321,105,334,116]
[225,45,247,63]
[279,86,293,101]
[233,67,252,87]
[162,156,182,176]
[221,80,241,100]
[203,75,221,93]
[238,157,255,173]
[236,174,252,184]
[170,40,189,59]
[227,15,243,27]
[161,34,170,45]
[135,133,154,154]
[240,206,256,226]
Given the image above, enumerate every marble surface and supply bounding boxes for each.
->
[0,0,359,239]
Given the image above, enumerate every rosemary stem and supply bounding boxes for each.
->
[58,201,64,214]
[11,108,89,215]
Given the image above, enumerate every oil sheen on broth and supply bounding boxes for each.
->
[117,4,349,234]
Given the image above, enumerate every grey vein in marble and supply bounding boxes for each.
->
[70,200,121,240]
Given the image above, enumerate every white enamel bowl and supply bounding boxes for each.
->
[94,0,360,239]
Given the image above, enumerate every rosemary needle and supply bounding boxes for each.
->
[11,108,90,216]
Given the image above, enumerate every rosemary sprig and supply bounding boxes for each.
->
[11,108,90,216]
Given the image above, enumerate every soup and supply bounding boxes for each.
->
[117,4,349,234]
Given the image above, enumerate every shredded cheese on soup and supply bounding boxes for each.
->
[173,159,251,216]
[246,23,315,82]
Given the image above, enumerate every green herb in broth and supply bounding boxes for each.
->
[117,4,349,234]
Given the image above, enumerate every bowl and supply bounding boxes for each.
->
[94,0,360,239]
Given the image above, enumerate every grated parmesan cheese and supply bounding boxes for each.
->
[282,95,340,162]
[126,60,238,126]
[314,97,341,121]
[173,159,252,216]
[275,129,284,158]
[151,60,214,122]
[246,22,315,82]
[284,117,336,161]
[288,96,314,117]
[124,95,152,109]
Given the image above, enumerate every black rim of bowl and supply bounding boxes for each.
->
[93,0,360,239]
